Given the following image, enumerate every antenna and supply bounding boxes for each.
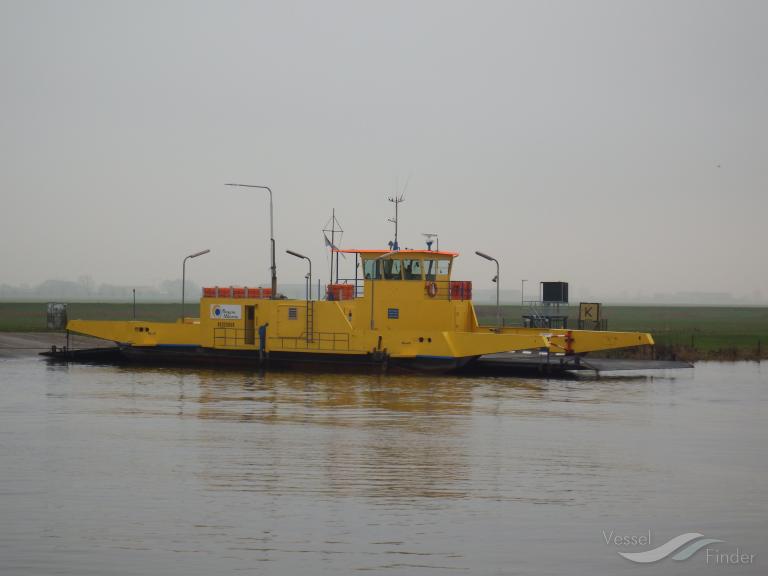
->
[323,209,344,283]
[387,194,405,251]
[422,233,439,251]
[386,174,411,251]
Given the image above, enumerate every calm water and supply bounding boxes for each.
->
[0,358,766,575]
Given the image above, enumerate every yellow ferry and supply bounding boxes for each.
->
[66,247,653,372]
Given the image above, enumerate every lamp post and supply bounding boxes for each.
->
[476,251,500,328]
[225,183,277,298]
[521,279,527,306]
[286,250,312,300]
[182,249,210,321]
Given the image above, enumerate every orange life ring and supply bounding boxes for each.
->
[426,281,438,298]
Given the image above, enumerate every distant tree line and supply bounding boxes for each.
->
[0,276,199,302]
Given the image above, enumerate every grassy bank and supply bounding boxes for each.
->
[0,302,187,332]
[476,304,767,360]
[1,302,765,360]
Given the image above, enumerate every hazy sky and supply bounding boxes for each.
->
[1,1,766,301]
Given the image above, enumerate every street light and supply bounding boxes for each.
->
[475,251,500,328]
[286,250,312,301]
[225,183,277,298]
[521,279,527,306]
[182,249,210,321]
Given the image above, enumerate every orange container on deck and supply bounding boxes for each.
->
[203,286,270,298]
[450,281,472,300]
[326,283,355,301]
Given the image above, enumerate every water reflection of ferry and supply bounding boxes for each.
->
[189,372,594,503]
[190,371,476,499]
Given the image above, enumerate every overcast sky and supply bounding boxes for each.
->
[1,0,766,301]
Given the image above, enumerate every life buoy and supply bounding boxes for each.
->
[426,282,438,298]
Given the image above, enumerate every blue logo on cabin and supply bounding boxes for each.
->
[388,308,399,319]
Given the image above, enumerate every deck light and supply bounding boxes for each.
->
[225,183,277,298]
[521,279,527,306]
[286,250,312,301]
[475,251,501,328]
[182,249,211,321]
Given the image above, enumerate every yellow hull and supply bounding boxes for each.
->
[66,248,653,370]
[67,297,651,368]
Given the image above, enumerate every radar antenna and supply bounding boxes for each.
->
[421,233,439,251]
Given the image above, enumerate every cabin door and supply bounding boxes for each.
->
[245,305,256,345]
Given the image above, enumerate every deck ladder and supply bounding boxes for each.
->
[305,301,315,343]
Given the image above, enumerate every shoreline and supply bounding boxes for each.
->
[0,332,113,358]
[594,345,767,363]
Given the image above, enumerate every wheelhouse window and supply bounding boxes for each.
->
[363,259,381,280]
[402,259,422,280]
[362,255,449,281]
[425,259,451,281]
[424,260,437,281]
[437,260,450,277]
[382,259,402,280]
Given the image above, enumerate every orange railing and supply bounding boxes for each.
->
[423,280,473,301]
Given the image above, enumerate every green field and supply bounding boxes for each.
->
[1,302,765,359]
[0,302,187,332]
[476,304,768,358]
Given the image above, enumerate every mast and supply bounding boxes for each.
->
[387,194,405,250]
[323,210,344,284]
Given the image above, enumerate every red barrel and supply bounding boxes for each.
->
[202,287,216,298]
[232,287,245,298]
[246,287,262,298]
[217,286,232,298]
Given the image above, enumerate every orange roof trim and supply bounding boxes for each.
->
[334,248,459,257]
